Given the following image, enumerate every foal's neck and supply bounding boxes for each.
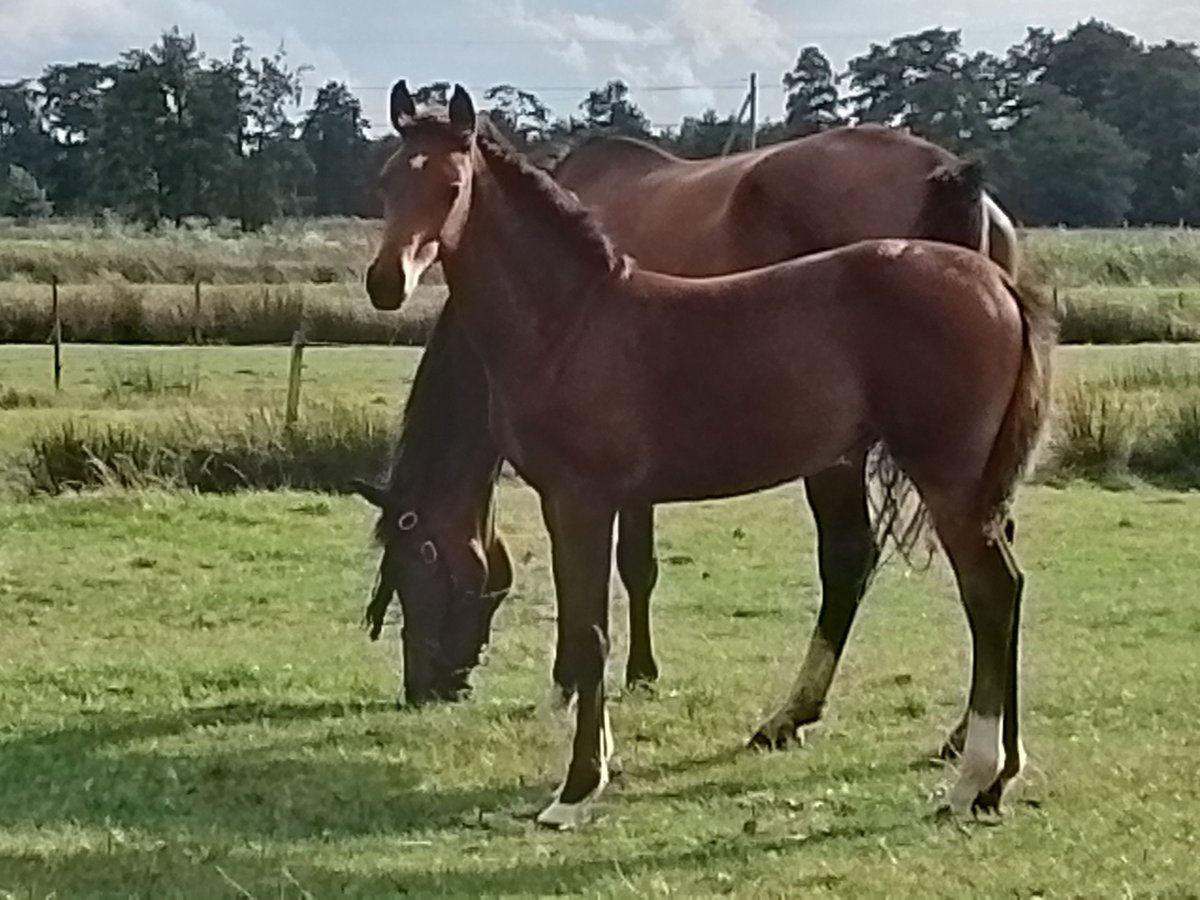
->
[441,139,626,382]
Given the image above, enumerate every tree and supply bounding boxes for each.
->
[3,165,54,220]
[1098,40,1200,223]
[999,27,1055,121]
[844,28,1001,154]
[0,82,52,183]
[1001,85,1145,226]
[412,82,450,107]
[91,51,165,224]
[484,84,552,149]
[578,80,651,138]
[229,37,314,230]
[1041,19,1142,119]
[782,46,842,135]
[302,81,370,216]
[663,109,737,158]
[39,63,113,214]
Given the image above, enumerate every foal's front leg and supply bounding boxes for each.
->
[537,491,617,829]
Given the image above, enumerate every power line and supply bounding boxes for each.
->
[2,74,750,93]
[319,81,747,93]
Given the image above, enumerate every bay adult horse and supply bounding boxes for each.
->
[365,82,1053,827]
[357,104,1022,756]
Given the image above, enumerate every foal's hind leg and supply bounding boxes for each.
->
[939,514,1017,761]
[751,459,878,749]
[933,510,1025,817]
[616,506,660,688]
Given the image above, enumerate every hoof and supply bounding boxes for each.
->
[624,668,659,691]
[748,715,806,751]
[972,778,1005,816]
[538,707,613,830]
[536,796,595,830]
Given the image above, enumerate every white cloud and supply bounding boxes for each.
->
[499,0,787,122]
[506,0,674,76]
[0,0,350,102]
[614,48,715,122]
[552,39,590,73]
[663,0,790,67]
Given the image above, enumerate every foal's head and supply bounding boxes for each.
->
[366,81,477,311]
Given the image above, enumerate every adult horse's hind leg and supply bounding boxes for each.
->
[616,506,660,688]
[933,508,1025,817]
[750,458,878,749]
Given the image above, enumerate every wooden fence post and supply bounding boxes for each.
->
[285,327,306,427]
[51,276,62,391]
[192,280,203,344]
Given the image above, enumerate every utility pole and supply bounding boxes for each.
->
[721,73,759,156]
[748,71,758,150]
[722,90,752,156]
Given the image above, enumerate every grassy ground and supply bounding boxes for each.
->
[2,218,1198,287]
[0,282,443,345]
[1,481,1198,896]
[7,343,1200,496]
[1,341,1199,894]
[0,217,386,284]
[0,344,420,456]
[3,224,1200,345]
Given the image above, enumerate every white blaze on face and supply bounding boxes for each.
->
[408,153,428,171]
[399,235,439,303]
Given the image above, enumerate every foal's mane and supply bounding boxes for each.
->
[473,117,624,275]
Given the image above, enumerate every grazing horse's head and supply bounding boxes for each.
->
[354,478,505,706]
[366,81,477,311]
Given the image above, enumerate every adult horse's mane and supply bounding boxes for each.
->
[373,303,474,538]
[473,117,623,276]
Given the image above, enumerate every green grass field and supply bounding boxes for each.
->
[1,483,1198,896]
[1,341,1200,895]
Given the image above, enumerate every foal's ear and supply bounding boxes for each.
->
[448,83,476,136]
[390,80,417,132]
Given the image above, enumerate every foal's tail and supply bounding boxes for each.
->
[979,272,1057,532]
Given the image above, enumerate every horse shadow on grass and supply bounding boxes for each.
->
[0,823,901,897]
[0,698,544,844]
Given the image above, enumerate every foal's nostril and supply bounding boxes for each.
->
[365,260,401,310]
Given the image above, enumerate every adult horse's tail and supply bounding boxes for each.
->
[922,157,1021,279]
[979,273,1057,531]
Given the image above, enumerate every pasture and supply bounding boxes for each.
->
[1,337,1199,896]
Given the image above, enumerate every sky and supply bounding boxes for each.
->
[2,0,1199,135]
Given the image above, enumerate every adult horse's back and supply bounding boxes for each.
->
[553,126,1017,277]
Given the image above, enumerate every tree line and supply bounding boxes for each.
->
[1,19,1197,229]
